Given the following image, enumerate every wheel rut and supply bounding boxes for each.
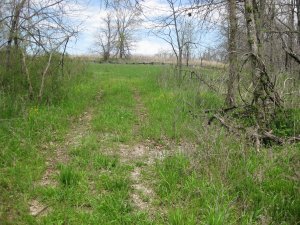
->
[121,90,159,215]
[29,109,93,217]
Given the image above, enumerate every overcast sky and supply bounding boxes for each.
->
[67,0,221,56]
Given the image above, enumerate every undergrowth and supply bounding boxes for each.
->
[150,67,300,224]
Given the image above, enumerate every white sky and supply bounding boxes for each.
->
[66,0,221,56]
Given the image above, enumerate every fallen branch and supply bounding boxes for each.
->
[208,113,300,151]
[189,70,219,92]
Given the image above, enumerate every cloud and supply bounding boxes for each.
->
[133,38,172,55]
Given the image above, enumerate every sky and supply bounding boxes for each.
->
[66,0,222,56]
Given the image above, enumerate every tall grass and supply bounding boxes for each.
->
[150,68,300,224]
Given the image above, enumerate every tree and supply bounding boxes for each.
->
[149,0,197,72]
[5,0,27,69]
[243,0,282,127]
[102,0,140,59]
[182,18,197,66]
[226,0,238,107]
[96,12,117,61]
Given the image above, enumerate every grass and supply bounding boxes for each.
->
[0,64,104,224]
[59,165,80,187]
[0,63,299,224]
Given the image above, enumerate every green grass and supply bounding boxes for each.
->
[59,165,80,187]
[0,63,299,224]
[0,64,104,223]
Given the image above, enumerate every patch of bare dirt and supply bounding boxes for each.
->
[29,200,50,217]
[131,167,155,211]
[121,140,197,214]
[124,139,197,215]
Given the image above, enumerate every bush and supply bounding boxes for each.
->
[0,51,86,118]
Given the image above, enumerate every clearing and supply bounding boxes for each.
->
[0,63,299,224]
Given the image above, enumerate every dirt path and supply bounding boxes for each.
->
[119,90,197,216]
[119,90,158,214]
[133,90,147,135]
[29,110,93,217]
[28,88,196,219]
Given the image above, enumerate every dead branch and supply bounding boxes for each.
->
[188,70,218,92]
[38,52,53,103]
[21,49,34,99]
[207,110,300,151]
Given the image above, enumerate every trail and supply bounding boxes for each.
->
[26,67,199,221]
[119,89,196,215]
[115,89,168,215]
[29,109,93,217]
[124,90,157,213]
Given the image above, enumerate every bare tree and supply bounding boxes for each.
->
[226,0,238,107]
[182,18,197,66]
[5,0,27,69]
[243,0,282,125]
[149,0,196,71]
[96,12,117,61]
[103,0,140,59]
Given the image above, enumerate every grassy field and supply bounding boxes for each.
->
[0,63,299,224]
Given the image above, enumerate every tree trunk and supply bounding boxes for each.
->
[297,0,300,45]
[226,0,238,107]
[268,0,276,70]
[6,0,27,70]
[178,48,183,75]
[252,0,264,50]
[186,45,190,67]
[38,53,53,103]
[244,0,261,91]
[286,0,295,71]
[21,49,34,99]
[244,0,281,125]
[60,37,69,76]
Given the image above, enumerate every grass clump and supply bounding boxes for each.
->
[149,68,299,224]
[154,142,299,224]
[59,165,80,187]
[94,154,118,170]
[156,154,189,199]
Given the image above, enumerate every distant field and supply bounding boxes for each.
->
[71,54,226,69]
